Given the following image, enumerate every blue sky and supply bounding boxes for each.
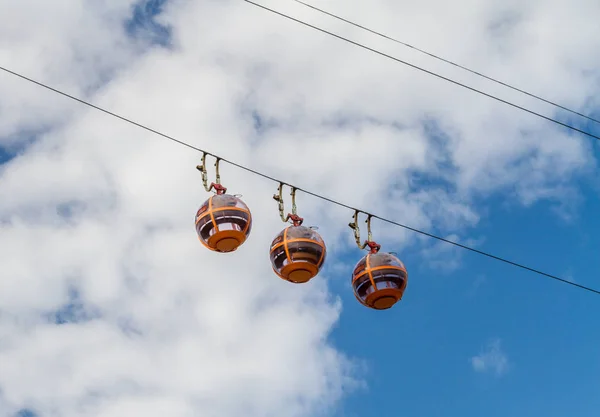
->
[124,0,171,47]
[0,146,12,165]
[8,120,600,417]
[327,123,600,417]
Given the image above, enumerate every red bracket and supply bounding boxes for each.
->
[209,183,227,195]
[287,213,304,227]
[365,241,381,254]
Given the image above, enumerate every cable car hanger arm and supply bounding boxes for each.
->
[197,152,227,194]
[273,182,304,226]
[349,210,381,253]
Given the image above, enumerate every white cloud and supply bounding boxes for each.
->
[0,0,598,416]
[418,233,485,274]
[471,339,510,376]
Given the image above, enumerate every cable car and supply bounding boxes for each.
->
[270,221,326,283]
[195,193,252,253]
[351,248,407,310]
[269,183,326,283]
[194,155,252,253]
[348,211,408,310]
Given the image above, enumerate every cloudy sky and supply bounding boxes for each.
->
[1,0,600,416]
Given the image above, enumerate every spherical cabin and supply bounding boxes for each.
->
[269,225,326,283]
[351,252,408,310]
[195,194,252,253]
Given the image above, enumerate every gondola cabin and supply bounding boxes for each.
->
[269,225,326,283]
[351,252,407,310]
[195,194,252,253]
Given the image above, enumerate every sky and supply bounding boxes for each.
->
[0,0,599,416]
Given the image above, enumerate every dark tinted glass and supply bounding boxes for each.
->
[286,241,323,265]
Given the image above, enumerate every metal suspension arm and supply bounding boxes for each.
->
[348,210,380,253]
[273,182,303,226]
[196,153,227,194]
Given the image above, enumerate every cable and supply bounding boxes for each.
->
[289,0,600,127]
[1,65,599,296]
[242,0,600,143]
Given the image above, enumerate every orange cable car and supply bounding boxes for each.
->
[194,154,252,253]
[269,184,327,283]
[349,211,408,310]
